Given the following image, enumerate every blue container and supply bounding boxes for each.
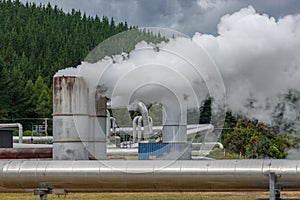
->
[138,143,190,160]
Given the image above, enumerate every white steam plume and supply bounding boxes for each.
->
[193,6,300,125]
[55,6,300,152]
[55,39,224,111]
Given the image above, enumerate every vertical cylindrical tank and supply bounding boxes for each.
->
[53,76,89,160]
[162,100,187,143]
[161,99,189,160]
[87,85,107,159]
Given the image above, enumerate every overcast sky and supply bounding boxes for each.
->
[18,0,300,36]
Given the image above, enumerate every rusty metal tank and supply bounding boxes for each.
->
[53,76,107,160]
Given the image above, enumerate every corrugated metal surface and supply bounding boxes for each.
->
[139,143,190,160]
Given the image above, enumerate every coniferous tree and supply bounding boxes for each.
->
[0,0,160,120]
[199,97,212,124]
[36,88,51,117]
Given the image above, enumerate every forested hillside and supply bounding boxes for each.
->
[0,0,133,121]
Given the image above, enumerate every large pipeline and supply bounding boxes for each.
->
[0,159,299,192]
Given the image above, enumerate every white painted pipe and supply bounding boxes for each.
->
[107,148,138,156]
[136,101,150,135]
[1,160,300,192]
[110,117,116,132]
[5,122,211,150]
[10,124,212,146]
[13,136,53,144]
[13,143,53,148]
[106,110,111,138]
[138,116,143,142]
[186,124,214,137]
[132,116,140,143]
[0,123,23,144]
[106,115,116,138]
[132,115,153,143]
[128,101,151,136]
[192,142,224,149]
[11,143,222,158]
[116,124,211,134]
[148,116,153,134]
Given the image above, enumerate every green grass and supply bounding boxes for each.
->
[207,148,241,160]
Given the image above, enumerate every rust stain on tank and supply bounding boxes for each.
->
[95,85,107,116]
[53,76,78,115]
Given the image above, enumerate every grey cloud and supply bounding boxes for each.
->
[19,0,300,35]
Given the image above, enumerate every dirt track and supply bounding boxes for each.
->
[1,191,300,200]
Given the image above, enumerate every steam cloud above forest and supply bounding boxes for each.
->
[56,6,300,130]
[193,6,300,126]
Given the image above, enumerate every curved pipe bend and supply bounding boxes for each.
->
[0,123,23,144]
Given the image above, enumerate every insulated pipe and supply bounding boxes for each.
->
[128,101,151,139]
[0,147,137,158]
[106,112,116,138]
[10,143,222,157]
[13,143,53,148]
[137,102,150,136]
[132,116,140,143]
[11,124,213,145]
[107,148,138,156]
[106,110,111,138]
[118,124,213,138]
[138,116,143,142]
[132,116,154,143]
[0,148,52,159]
[186,124,214,137]
[0,123,23,144]
[148,116,153,134]
[13,136,53,144]
[4,145,223,157]
[1,160,300,192]
[110,117,116,133]
[192,142,224,149]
